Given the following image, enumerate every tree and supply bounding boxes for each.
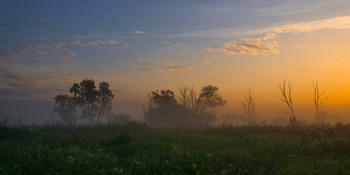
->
[196,85,226,114]
[54,95,77,125]
[277,81,297,126]
[178,85,226,115]
[177,86,198,111]
[144,89,192,128]
[149,90,177,107]
[313,83,328,123]
[242,89,257,125]
[98,82,114,122]
[66,79,114,124]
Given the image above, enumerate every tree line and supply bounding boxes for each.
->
[54,79,328,127]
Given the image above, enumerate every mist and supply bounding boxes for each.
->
[2,0,350,174]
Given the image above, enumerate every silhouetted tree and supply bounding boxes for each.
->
[98,82,114,122]
[178,85,226,115]
[313,82,328,124]
[144,89,194,128]
[178,86,197,111]
[196,85,226,114]
[145,85,225,128]
[149,90,177,107]
[242,89,257,125]
[277,81,297,126]
[67,79,114,124]
[54,95,77,125]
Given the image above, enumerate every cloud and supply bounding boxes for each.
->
[162,41,171,45]
[18,42,80,64]
[0,68,35,88]
[0,66,87,100]
[132,58,220,72]
[0,27,7,31]
[81,40,119,47]
[41,17,51,22]
[72,38,82,45]
[33,49,46,55]
[0,48,18,59]
[132,64,161,72]
[132,59,193,72]
[207,34,279,56]
[274,16,350,34]
[164,65,193,71]
[134,31,144,35]
[263,33,276,40]
[206,15,350,56]
[52,42,67,50]
[173,15,350,38]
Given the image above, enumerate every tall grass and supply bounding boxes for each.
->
[0,122,350,174]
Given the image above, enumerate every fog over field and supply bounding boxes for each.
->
[1,0,350,125]
[2,1,350,174]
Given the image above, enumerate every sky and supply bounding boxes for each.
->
[1,0,350,124]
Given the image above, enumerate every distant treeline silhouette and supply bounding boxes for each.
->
[53,79,329,127]
[144,86,226,128]
[54,79,114,125]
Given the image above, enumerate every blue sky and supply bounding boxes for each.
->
[1,0,350,123]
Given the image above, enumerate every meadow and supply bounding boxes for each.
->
[1,122,350,175]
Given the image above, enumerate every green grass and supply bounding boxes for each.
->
[1,122,350,174]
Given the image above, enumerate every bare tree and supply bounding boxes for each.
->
[242,89,256,125]
[178,86,191,109]
[313,82,328,123]
[177,86,198,112]
[177,85,225,115]
[277,81,297,126]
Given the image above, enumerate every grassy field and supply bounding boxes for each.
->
[1,122,350,175]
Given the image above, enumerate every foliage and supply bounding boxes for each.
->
[1,124,350,174]
[54,78,114,124]
[98,82,115,122]
[178,85,226,115]
[148,90,177,108]
[54,95,77,125]
[144,102,196,128]
[144,86,225,128]
[196,85,226,114]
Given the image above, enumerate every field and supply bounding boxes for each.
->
[1,122,350,175]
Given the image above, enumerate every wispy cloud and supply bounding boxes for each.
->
[132,59,192,72]
[134,30,144,35]
[207,34,279,55]
[132,58,219,72]
[263,33,276,40]
[206,15,350,56]
[0,67,67,100]
[175,15,350,38]
[274,16,350,33]
[41,17,51,22]
[0,68,35,88]
[81,40,119,47]
[0,48,18,60]
[19,42,79,64]
[72,38,82,45]
[132,64,161,72]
